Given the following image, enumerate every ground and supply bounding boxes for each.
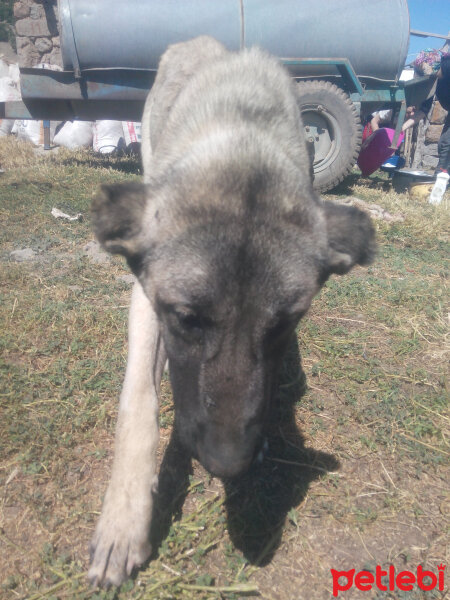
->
[0,138,448,600]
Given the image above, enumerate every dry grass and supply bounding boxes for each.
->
[0,137,37,170]
[0,139,449,599]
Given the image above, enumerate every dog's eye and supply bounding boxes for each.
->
[175,310,203,331]
[160,300,210,341]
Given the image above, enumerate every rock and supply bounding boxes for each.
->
[430,101,448,125]
[35,37,53,53]
[83,240,110,265]
[425,125,444,144]
[10,248,37,261]
[423,142,438,155]
[15,17,52,37]
[422,154,439,169]
[16,37,41,67]
[13,1,31,19]
[16,36,31,52]
[41,47,62,66]
[30,3,45,19]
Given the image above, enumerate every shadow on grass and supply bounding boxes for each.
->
[149,430,193,557]
[56,150,143,176]
[331,170,392,196]
[223,335,339,566]
[149,335,340,567]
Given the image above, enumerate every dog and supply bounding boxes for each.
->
[88,36,375,587]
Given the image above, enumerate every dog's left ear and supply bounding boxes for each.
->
[322,200,376,276]
[92,182,149,268]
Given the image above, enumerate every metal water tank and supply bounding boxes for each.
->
[59,0,409,82]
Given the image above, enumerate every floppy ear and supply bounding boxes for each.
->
[322,200,376,276]
[92,182,149,270]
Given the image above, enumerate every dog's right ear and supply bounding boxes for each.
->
[92,182,149,266]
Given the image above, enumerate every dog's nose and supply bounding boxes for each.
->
[197,429,259,478]
[200,450,253,479]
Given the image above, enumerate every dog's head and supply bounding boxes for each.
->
[92,168,375,478]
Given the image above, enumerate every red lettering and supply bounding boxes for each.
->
[417,565,437,591]
[375,565,388,591]
[396,571,415,591]
[355,571,374,591]
[331,569,355,597]
[389,565,395,591]
[438,565,446,591]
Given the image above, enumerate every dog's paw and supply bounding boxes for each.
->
[88,506,152,587]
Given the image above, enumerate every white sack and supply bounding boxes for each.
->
[53,120,94,149]
[93,120,124,154]
[0,76,21,102]
[13,119,58,146]
[122,121,141,145]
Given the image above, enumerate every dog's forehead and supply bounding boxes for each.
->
[148,220,322,315]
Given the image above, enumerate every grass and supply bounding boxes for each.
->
[0,139,448,599]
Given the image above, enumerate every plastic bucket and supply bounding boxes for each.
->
[357,128,405,177]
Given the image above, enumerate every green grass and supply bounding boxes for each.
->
[0,139,448,599]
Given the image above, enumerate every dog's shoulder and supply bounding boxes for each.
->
[142,36,229,157]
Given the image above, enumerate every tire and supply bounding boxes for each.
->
[295,80,362,192]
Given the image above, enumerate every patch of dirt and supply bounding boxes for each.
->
[83,240,111,265]
[9,248,39,262]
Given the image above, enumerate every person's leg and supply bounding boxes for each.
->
[436,117,450,173]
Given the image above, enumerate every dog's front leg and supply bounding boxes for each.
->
[89,281,166,587]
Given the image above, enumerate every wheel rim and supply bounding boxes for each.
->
[301,105,342,173]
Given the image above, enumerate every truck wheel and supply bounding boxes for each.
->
[295,80,362,192]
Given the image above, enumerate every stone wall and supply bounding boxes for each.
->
[411,100,447,171]
[14,0,61,67]
[410,41,449,171]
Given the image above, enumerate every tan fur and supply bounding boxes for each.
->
[89,36,375,587]
[88,283,166,585]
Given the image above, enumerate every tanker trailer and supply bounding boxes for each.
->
[4,0,414,191]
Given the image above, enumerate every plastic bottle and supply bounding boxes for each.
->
[429,171,449,205]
